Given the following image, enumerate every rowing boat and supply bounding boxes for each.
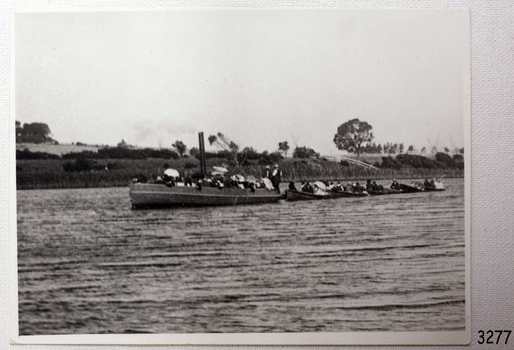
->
[398,183,425,193]
[285,189,369,201]
[423,179,445,191]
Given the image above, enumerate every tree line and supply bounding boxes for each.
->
[16,118,463,166]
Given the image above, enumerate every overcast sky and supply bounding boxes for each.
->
[14,8,469,155]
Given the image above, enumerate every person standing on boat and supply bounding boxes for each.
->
[271,164,282,194]
[263,165,271,179]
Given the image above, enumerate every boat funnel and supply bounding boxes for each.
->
[198,132,207,176]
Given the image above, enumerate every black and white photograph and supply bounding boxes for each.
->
[10,7,470,345]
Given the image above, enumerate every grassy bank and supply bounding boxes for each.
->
[16,157,463,190]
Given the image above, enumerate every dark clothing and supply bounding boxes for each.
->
[272,179,281,193]
[271,169,281,194]
[165,179,175,187]
[302,183,314,193]
[353,184,364,193]
[191,172,204,180]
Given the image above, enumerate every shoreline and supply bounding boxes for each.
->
[16,153,463,190]
[16,168,464,191]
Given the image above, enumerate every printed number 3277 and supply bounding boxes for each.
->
[478,330,511,344]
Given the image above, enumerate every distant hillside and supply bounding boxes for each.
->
[16,143,101,156]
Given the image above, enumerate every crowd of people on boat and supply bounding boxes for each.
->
[424,178,442,190]
[292,176,444,196]
[134,163,444,195]
[290,180,369,195]
[136,164,283,193]
[391,177,443,191]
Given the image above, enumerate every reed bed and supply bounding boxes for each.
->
[16,158,463,190]
[240,160,462,183]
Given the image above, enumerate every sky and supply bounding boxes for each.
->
[14,8,469,155]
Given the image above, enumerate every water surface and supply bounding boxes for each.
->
[17,179,466,335]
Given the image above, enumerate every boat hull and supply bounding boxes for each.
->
[368,188,403,195]
[285,190,332,201]
[398,183,424,193]
[285,189,368,201]
[130,183,281,208]
[330,190,369,198]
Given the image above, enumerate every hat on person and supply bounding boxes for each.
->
[274,164,278,168]
[265,165,270,169]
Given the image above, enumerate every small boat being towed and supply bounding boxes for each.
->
[423,178,446,191]
[393,179,445,193]
[398,183,425,193]
[285,180,370,201]
[390,179,424,193]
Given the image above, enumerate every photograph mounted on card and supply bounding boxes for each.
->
[10,6,470,345]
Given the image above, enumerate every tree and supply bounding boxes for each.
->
[278,141,290,157]
[333,118,374,159]
[435,152,456,167]
[189,147,199,157]
[383,142,395,154]
[19,122,53,144]
[172,140,187,157]
[208,132,240,165]
[292,146,320,159]
[399,143,404,154]
[242,147,259,160]
[407,145,414,154]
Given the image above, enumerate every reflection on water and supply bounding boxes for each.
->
[17,179,465,335]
